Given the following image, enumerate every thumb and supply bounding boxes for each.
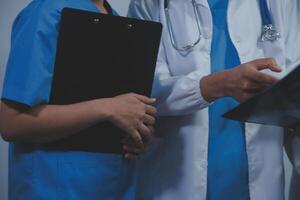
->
[268,65,282,73]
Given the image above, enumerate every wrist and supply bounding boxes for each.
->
[94,98,115,122]
[200,71,227,102]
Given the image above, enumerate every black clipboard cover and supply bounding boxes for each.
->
[223,64,300,128]
[46,8,162,153]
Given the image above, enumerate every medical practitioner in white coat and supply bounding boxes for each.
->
[128,0,300,200]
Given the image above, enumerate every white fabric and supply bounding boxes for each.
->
[128,0,300,199]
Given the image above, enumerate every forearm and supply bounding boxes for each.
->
[0,99,111,143]
[153,70,211,116]
[200,71,227,102]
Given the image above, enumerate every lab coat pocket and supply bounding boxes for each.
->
[57,152,123,200]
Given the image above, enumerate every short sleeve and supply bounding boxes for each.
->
[1,1,61,107]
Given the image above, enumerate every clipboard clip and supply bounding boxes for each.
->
[93,18,100,23]
[127,23,133,30]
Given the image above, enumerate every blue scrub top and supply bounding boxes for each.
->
[207,0,250,199]
[2,1,135,199]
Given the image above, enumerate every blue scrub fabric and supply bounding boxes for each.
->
[2,1,135,199]
[207,0,250,199]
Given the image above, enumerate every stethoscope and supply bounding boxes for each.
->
[164,0,281,52]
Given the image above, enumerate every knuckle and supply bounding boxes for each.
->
[266,58,276,66]
[136,105,143,112]
[265,59,273,66]
[241,81,249,90]
[152,105,157,111]
[133,120,139,128]
[144,105,148,111]
[150,107,157,114]
[271,59,277,66]
[240,68,250,78]
[140,113,146,120]
[244,66,254,74]
[243,63,249,68]
[243,63,252,69]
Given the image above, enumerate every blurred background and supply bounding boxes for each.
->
[0,0,293,200]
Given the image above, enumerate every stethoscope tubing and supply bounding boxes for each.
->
[258,0,273,26]
[165,0,202,52]
[164,0,280,52]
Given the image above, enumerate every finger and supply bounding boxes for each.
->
[243,82,271,93]
[124,153,138,160]
[142,114,156,125]
[138,123,156,145]
[129,130,144,148]
[138,123,152,140]
[270,65,282,73]
[145,105,157,115]
[134,94,156,105]
[240,67,276,86]
[121,134,132,144]
[141,125,156,145]
[121,138,141,148]
[145,126,156,145]
[121,139,134,146]
[121,134,147,147]
[121,134,130,141]
[251,58,282,72]
[123,145,144,154]
[251,71,279,84]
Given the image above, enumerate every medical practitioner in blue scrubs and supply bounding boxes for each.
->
[0,0,156,199]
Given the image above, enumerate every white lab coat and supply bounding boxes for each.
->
[128,0,300,200]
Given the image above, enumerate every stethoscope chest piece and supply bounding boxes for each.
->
[261,24,280,42]
[259,0,280,42]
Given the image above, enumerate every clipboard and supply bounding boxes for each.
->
[46,8,162,153]
[223,64,300,128]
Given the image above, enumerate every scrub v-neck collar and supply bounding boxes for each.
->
[87,0,113,14]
